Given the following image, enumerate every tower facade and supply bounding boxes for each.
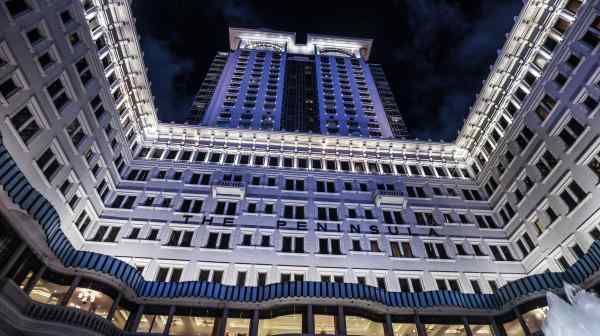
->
[191,28,399,138]
[0,0,599,335]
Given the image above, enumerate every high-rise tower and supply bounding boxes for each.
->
[188,28,403,138]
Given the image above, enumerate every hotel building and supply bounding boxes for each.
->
[0,0,598,335]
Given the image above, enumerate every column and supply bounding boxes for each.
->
[127,304,144,332]
[215,307,229,336]
[249,309,260,336]
[336,306,346,335]
[23,264,46,294]
[162,305,176,336]
[489,317,505,336]
[462,317,473,336]
[60,275,81,306]
[415,315,427,336]
[384,314,394,336]
[514,308,531,336]
[106,292,122,321]
[304,305,315,335]
[0,242,26,279]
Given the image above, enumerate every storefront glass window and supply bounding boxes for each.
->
[111,305,131,329]
[66,287,114,318]
[345,315,385,336]
[392,323,419,336]
[469,324,494,336]
[258,313,302,336]
[503,318,525,336]
[28,271,72,305]
[225,317,251,336]
[424,323,468,336]
[521,307,548,334]
[170,315,215,335]
[315,314,336,335]
[137,314,168,333]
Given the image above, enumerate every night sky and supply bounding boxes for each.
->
[132,0,522,141]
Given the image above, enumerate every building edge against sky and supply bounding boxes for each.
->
[0,0,598,335]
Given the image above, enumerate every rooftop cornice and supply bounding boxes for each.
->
[147,124,468,161]
[455,0,563,152]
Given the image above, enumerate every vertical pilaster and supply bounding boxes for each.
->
[415,315,427,336]
[162,305,176,336]
[23,264,46,295]
[336,306,346,335]
[249,309,260,336]
[215,307,229,336]
[384,314,394,336]
[304,305,315,335]
[60,275,81,306]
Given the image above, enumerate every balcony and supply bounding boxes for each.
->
[212,181,246,199]
[373,190,406,207]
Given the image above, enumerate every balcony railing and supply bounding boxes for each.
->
[373,190,406,207]
[212,181,246,198]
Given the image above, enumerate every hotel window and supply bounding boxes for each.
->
[281,236,304,253]
[146,229,159,241]
[415,212,437,226]
[74,211,90,235]
[455,243,468,256]
[535,150,558,176]
[382,210,404,224]
[36,148,62,182]
[582,95,599,113]
[369,240,381,252]
[110,195,136,209]
[284,179,305,191]
[91,225,120,243]
[155,267,182,282]
[406,186,426,198]
[546,205,559,225]
[436,279,460,292]
[517,232,536,258]
[516,125,534,150]
[499,202,516,225]
[281,273,304,283]
[424,242,449,259]
[9,106,41,144]
[559,180,587,212]
[588,150,600,181]
[472,244,485,256]
[205,232,230,249]
[558,118,585,149]
[398,278,423,292]
[475,215,498,229]
[580,27,599,49]
[46,77,71,112]
[317,207,339,221]
[74,57,93,86]
[5,0,32,17]
[470,280,482,294]
[554,73,568,88]
[489,245,515,261]
[283,205,305,219]
[165,230,194,247]
[198,269,223,283]
[376,277,387,290]
[462,189,482,201]
[235,271,247,286]
[256,272,267,286]
[390,241,413,258]
[535,94,556,121]
[318,238,342,255]
[316,180,336,193]
[214,201,237,215]
[259,234,271,247]
[66,118,86,148]
[126,169,149,181]
[37,50,55,71]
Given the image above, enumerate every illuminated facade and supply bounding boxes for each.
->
[0,0,598,335]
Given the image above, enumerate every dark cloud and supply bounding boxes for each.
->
[132,0,521,140]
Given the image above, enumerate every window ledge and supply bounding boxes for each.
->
[315,254,346,258]
[161,245,194,251]
[390,256,420,261]
[276,252,309,256]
